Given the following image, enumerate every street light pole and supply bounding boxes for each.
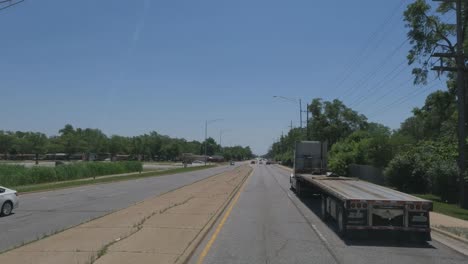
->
[204,120,208,165]
[204,119,222,166]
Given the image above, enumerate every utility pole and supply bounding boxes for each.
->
[204,119,223,166]
[306,103,310,140]
[299,99,303,129]
[204,121,208,166]
[455,0,467,208]
[432,0,468,208]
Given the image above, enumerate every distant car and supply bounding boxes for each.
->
[0,186,18,217]
[230,161,235,165]
[250,160,256,164]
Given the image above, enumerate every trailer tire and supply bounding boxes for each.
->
[337,206,346,237]
[321,196,329,221]
[296,180,302,198]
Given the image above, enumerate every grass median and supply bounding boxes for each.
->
[415,194,468,221]
[14,165,216,193]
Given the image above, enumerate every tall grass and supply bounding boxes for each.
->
[0,161,142,187]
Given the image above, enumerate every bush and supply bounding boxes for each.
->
[0,161,143,187]
[384,140,458,197]
[427,161,458,203]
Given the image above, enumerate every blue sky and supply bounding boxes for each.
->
[0,0,449,154]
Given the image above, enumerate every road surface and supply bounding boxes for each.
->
[0,164,239,253]
[190,164,468,264]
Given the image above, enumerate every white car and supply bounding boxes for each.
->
[0,186,18,216]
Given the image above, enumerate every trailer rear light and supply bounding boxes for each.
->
[416,204,421,210]
[409,204,414,210]
[350,203,355,208]
[362,203,367,209]
[357,203,361,209]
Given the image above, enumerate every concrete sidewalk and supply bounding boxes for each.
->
[0,165,252,264]
[431,212,468,241]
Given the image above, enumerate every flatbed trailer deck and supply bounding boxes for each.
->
[300,174,428,202]
[291,173,433,240]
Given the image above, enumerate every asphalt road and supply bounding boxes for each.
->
[0,164,239,253]
[190,164,468,264]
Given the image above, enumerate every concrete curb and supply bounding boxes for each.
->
[432,227,468,245]
[175,166,253,264]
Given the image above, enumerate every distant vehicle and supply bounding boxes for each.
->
[0,186,18,217]
[230,161,235,165]
[290,141,432,240]
[250,160,256,164]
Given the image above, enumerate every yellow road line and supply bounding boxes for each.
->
[196,169,250,264]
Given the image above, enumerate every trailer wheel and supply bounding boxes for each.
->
[337,206,346,237]
[296,180,302,197]
[321,196,329,221]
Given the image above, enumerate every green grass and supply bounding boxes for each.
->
[414,194,468,221]
[14,165,216,193]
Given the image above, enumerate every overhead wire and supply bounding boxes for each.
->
[329,0,408,95]
[368,78,441,118]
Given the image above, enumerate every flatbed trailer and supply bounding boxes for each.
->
[290,141,432,240]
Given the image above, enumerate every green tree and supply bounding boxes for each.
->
[308,98,368,146]
[0,131,15,159]
[24,132,49,164]
[201,137,221,156]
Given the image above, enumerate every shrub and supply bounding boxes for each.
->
[0,161,143,187]
[427,161,458,203]
[384,140,458,196]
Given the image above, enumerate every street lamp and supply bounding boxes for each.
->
[273,96,303,128]
[204,119,223,165]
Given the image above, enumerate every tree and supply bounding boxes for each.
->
[58,128,87,159]
[80,128,109,158]
[328,125,392,176]
[0,131,14,159]
[202,137,221,156]
[308,99,368,147]
[24,132,49,164]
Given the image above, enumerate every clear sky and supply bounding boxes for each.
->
[0,0,449,155]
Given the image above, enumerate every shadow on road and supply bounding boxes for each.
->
[297,194,435,249]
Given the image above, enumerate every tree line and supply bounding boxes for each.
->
[0,124,254,162]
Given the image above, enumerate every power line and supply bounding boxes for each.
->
[368,79,440,118]
[330,0,407,94]
[338,38,409,100]
[348,60,410,108]
[0,0,24,11]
